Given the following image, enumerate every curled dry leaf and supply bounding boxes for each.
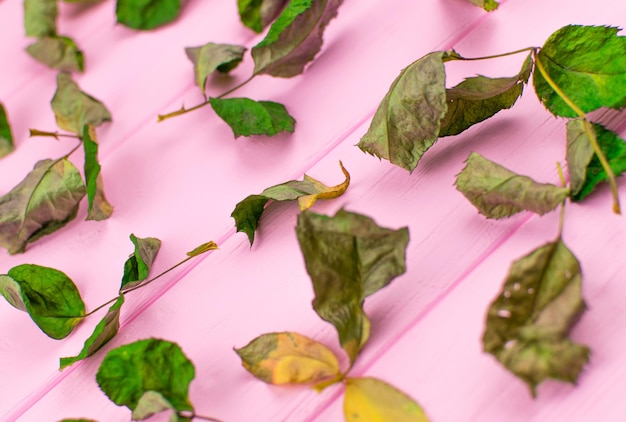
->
[483,239,589,395]
[236,332,341,385]
[185,42,247,96]
[455,152,568,219]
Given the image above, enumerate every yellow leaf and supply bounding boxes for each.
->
[344,377,428,422]
[297,161,351,211]
[236,332,341,385]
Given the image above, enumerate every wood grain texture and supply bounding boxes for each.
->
[0,0,625,421]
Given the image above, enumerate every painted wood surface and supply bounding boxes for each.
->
[1,0,625,421]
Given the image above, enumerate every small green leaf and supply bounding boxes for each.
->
[534,25,626,117]
[82,125,113,221]
[439,55,532,137]
[483,239,589,395]
[566,120,626,201]
[455,152,569,219]
[96,339,195,416]
[60,296,125,369]
[236,332,341,385]
[0,102,14,158]
[467,0,499,11]
[209,97,295,138]
[251,0,344,77]
[358,51,452,172]
[185,43,247,96]
[238,0,288,33]
[120,234,162,291]
[0,264,85,339]
[186,241,218,257]
[116,0,182,30]
[26,36,84,72]
[232,161,350,244]
[51,73,112,134]
[24,0,57,37]
[0,158,86,254]
[296,209,409,363]
[344,377,429,422]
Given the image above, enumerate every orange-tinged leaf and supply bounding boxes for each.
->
[297,161,350,210]
[344,377,428,422]
[235,332,341,385]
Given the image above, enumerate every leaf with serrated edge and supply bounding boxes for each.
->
[236,332,341,385]
[296,209,409,363]
[467,0,499,11]
[120,234,162,291]
[51,73,112,134]
[116,0,181,30]
[456,152,568,219]
[185,43,246,96]
[534,25,626,117]
[0,158,86,254]
[439,55,532,137]
[96,339,194,416]
[344,377,429,422]
[209,97,295,138]
[1,264,85,339]
[566,120,626,201]
[0,103,14,158]
[26,36,84,72]
[232,161,350,245]
[24,0,57,37]
[238,0,288,33]
[60,296,124,369]
[483,239,589,395]
[251,0,343,77]
[358,51,452,172]
[83,125,113,221]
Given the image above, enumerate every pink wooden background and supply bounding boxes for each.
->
[1,0,626,420]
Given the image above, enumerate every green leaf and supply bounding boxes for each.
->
[232,161,350,244]
[82,125,113,221]
[0,102,14,158]
[116,0,182,30]
[467,0,499,11]
[358,51,452,172]
[235,332,341,385]
[120,234,162,291]
[0,158,86,254]
[534,25,626,117]
[251,0,344,77]
[566,120,626,201]
[455,152,569,219]
[209,97,295,138]
[439,55,532,137]
[185,43,247,96]
[51,73,112,134]
[96,338,195,416]
[24,0,58,37]
[296,209,409,363]
[26,36,84,72]
[60,296,125,369]
[483,239,589,395]
[344,377,429,422]
[0,264,85,339]
[238,0,288,33]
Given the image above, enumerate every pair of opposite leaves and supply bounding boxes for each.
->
[0,73,113,254]
[359,25,626,183]
[164,0,344,139]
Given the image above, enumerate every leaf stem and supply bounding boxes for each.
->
[29,129,81,140]
[532,50,621,214]
[157,76,256,122]
[453,46,537,62]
